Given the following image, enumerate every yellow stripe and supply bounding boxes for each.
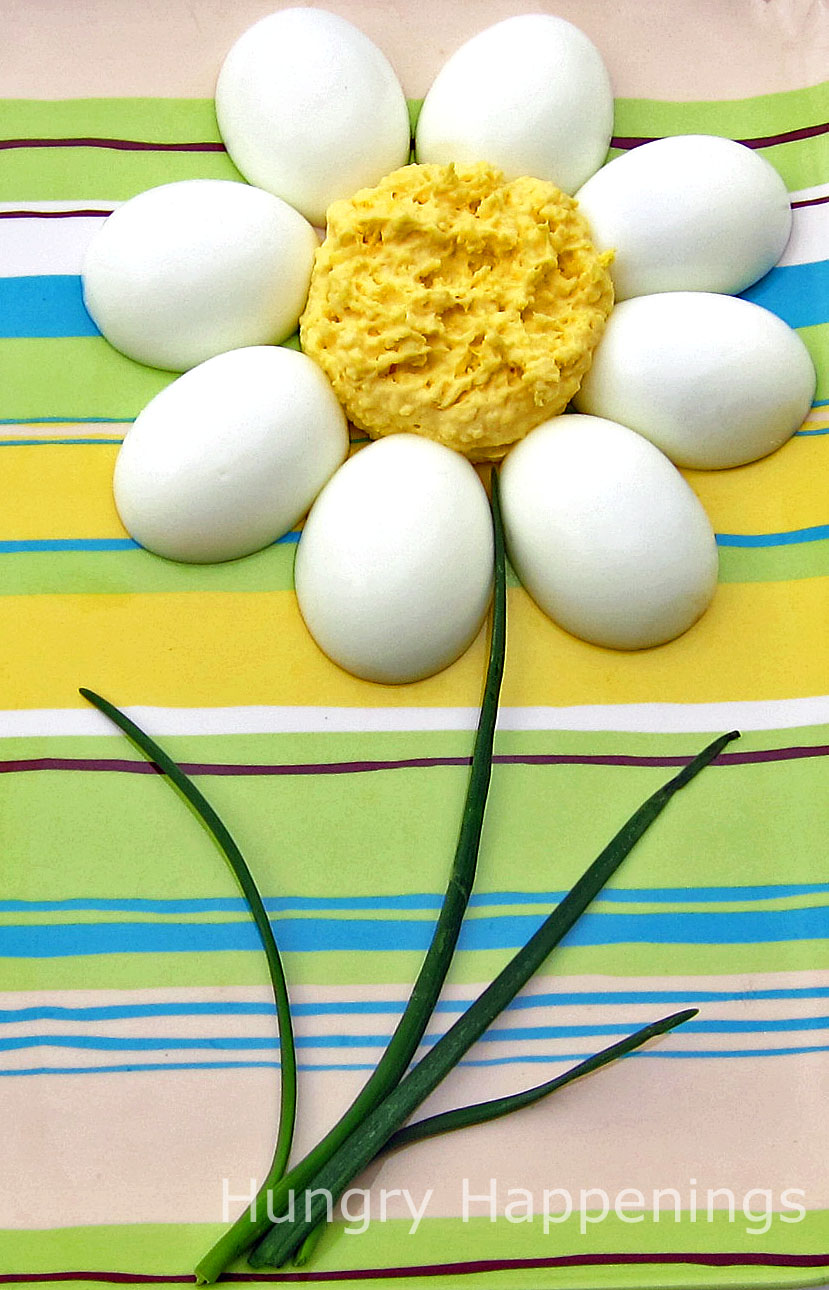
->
[2,580,826,710]
[2,424,827,541]
[683,432,828,534]
[0,443,123,539]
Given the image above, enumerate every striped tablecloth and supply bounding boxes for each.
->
[1,3,827,1288]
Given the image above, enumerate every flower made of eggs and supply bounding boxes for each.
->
[84,7,817,681]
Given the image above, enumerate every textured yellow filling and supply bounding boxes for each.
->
[300,162,614,461]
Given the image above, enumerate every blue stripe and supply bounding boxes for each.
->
[3,883,827,913]
[0,537,139,552]
[5,986,829,1026]
[0,532,300,554]
[716,524,829,547]
[3,986,829,1026]
[0,275,98,337]
[2,260,825,342]
[5,1015,828,1052]
[0,417,134,424]
[740,258,829,329]
[0,437,124,446]
[0,527,823,555]
[4,1046,829,1077]
[1,905,827,957]
[795,427,829,436]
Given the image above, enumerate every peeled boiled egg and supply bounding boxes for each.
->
[574,293,817,468]
[114,346,348,563]
[216,8,411,227]
[499,415,718,650]
[294,435,494,683]
[575,135,792,299]
[414,14,613,195]
[82,178,318,371]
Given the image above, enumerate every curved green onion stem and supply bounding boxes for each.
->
[382,1007,697,1153]
[194,470,507,1284]
[250,726,739,1268]
[291,1010,699,1267]
[78,688,298,1217]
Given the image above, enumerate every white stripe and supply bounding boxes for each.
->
[2,1053,827,1228]
[789,182,829,205]
[777,199,829,267]
[0,190,825,276]
[2,695,828,738]
[0,423,126,437]
[0,214,108,276]
[0,201,118,213]
[1,994,823,1046]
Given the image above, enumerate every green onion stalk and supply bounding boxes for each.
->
[78,687,298,1228]
[193,469,508,1282]
[249,725,738,1268]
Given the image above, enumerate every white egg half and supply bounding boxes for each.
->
[216,8,411,227]
[82,179,318,371]
[294,435,494,684]
[114,346,348,564]
[415,14,613,195]
[574,293,816,469]
[575,135,792,299]
[499,415,718,650]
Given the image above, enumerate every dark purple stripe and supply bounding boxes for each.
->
[0,208,113,219]
[0,744,826,778]
[5,118,827,158]
[2,1251,828,1283]
[0,137,225,153]
[611,120,829,151]
[792,192,829,209]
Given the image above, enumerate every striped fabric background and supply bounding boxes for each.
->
[1,3,827,1289]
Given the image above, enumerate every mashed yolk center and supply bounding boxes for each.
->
[300,161,614,461]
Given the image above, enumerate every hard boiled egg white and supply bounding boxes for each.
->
[114,346,348,563]
[575,135,792,299]
[216,8,411,227]
[414,14,613,195]
[499,415,718,650]
[82,179,318,371]
[294,435,494,684]
[574,293,817,468]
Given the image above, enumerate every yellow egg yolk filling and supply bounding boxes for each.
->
[300,161,614,461]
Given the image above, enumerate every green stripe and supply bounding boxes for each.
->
[0,87,824,199]
[613,80,829,141]
[799,323,829,402]
[3,1209,828,1280]
[2,538,827,596]
[5,890,827,926]
[0,337,173,420]
[0,542,296,596]
[3,939,827,991]
[2,84,826,145]
[0,97,242,200]
[0,148,242,203]
[1,729,826,905]
[717,538,829,583]
[0,96,224,140]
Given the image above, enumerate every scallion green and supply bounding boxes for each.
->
[249,727,739,1268]
[194,470,507,1283]
[78,688,298,1223]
